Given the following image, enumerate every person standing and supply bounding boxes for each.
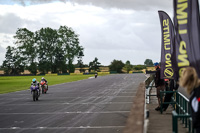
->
[162,79,179,111]
[154,62,165,111]
[179,67,200,133]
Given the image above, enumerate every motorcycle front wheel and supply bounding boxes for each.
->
[42,87,44,94]
[33,91,36,101]
[36,90,39,100]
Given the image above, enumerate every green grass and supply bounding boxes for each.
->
[0,75,98,94]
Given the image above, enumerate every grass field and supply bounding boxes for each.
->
[0,74,101,94]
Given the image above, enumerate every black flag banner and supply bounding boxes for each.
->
[173,0,200,77]
[158,11,176,79]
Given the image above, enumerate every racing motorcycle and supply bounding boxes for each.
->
[95,73,98,78]
[30,85,40,101]
[40,81,48,94]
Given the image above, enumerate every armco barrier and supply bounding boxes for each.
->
[145,70,156,74]
[97,72,110,75]
[110,71,117,74]
[45,73,58,76]
[57,73,70,75]
[70,73,83,75]
[146,80,155,104]
[0,74,35,76]
[132,71,143,73]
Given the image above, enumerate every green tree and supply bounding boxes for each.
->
[54,44,66,73]
[4,26,84,74]
[14,28,36,63]
[2,46,25,75]
[124,60,132,73]
[89,57,101,72]
[14,28,37,75]
[27,62,38,75]
[144,59,153,66]
[77,51,84,73]
[133,65,146,70]
[58,26,83,73]
[11,48,25,75]
[35,27,58,73]
[2,46,14,74]
[109,60,125,73]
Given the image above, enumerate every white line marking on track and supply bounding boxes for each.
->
[0,126,125,130]
[0,111,130,115]
[0,102,133,106]
[10,127,20,129]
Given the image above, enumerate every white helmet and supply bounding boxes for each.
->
[42,77,44,80]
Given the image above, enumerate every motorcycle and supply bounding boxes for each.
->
[95,73,98,78]
[30,85,40,101]
[40,81,48,94]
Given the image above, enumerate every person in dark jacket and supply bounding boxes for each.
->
[154,62,165,111]
[179,67,200,133]
[162,79,179,111]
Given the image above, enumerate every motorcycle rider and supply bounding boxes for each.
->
[40,77,48,90]
[95,72,98,78]
[31,78,40,94]
[31,78,39,86]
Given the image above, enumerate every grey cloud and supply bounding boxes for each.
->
[1,35,15,48]
[0,13,24,34]
[0,45,6,65]
[71,0,172,11]
[2,40,9,43]
[11,0,172,11]
[0,45,6,53]
[0,12,60,34]
[79,10,161,52]
[12,0,67,6]
[0,0,173,65]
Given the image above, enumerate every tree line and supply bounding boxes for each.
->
[1,24,154,75]
[2,26,83,75]
[109,59,154,73]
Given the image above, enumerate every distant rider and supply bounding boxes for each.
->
[95,72,98,78]
[41,77,48,90]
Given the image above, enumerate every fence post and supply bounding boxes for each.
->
[176,93,179,114]
[172,111,178,133]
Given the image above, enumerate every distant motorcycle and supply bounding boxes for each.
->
[95,73,98,78]
[30,85,40,101]
[40,81,48,94]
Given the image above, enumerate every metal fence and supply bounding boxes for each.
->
[159,91,193,133]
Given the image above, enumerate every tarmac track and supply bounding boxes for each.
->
[0,74,146,133]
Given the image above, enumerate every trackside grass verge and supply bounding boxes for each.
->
[0,74,105,94]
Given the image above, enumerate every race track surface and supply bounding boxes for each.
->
[0,74,146,133]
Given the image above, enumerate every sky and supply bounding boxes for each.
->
[0,0,173,66]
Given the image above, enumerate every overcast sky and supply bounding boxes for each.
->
[0,0,173,66]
